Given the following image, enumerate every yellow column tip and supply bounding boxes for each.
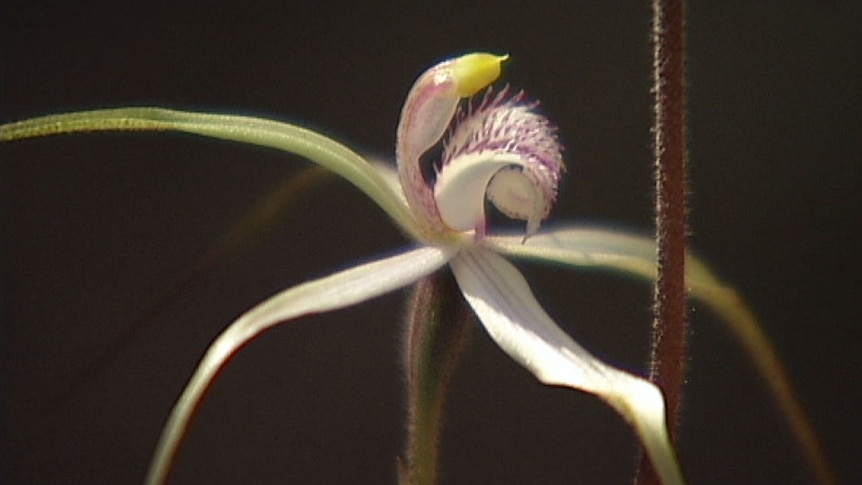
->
[451,53,509,97]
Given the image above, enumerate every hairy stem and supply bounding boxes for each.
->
[639,0,688,483]
[400,272,473,485]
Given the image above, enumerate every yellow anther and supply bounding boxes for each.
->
[451,53,509,97]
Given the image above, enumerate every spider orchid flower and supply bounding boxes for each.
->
[0,52,690,484]
[11,52,818,485]
[140,53,682,485]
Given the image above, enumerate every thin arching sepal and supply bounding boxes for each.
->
[488,226,836,484]
[450,247,684,485]
[0,108,424,241]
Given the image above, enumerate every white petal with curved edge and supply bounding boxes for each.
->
[450,247,683,485]
[493,226,832,483]
[434,152,523,232]
[145,245,456,485]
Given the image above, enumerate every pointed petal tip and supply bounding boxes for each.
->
[450,247,684,484]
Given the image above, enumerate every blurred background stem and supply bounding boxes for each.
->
[400,272,473,485]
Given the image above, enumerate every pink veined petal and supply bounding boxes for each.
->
[145,245,456,485]
[395,59,460,233]
[449,246,684,485]
[437,90,564,238]
[394,53,510,236]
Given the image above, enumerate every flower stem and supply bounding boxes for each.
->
[638,0,688,483]
[400,272,473,485]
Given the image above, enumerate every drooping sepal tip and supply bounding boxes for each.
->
[451,53,509,97]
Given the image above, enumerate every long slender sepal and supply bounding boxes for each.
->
[0,108,425,242]
[489,227,836,483]
[450,247,684,485]
[145,245,455,485]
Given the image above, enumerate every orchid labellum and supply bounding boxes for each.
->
[3,52,825,485]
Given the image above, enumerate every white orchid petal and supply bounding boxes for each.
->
[450,247,683,485]
[145,245,455,485]
[486,166,545,237]
[493,225,830,482]
[434,152,522,232]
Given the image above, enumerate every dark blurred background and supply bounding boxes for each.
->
[1,1,859,484]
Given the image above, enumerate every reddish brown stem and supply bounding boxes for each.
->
[637,0,688,483]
